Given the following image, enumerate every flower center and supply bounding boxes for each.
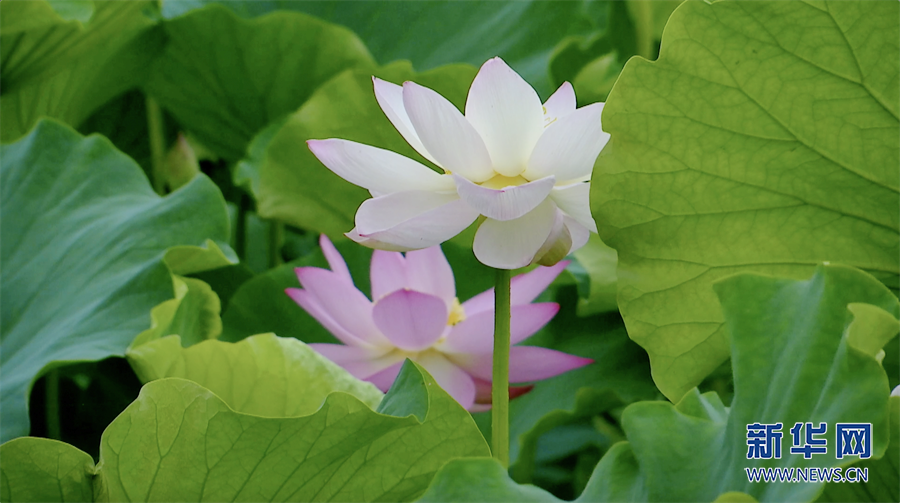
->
[447,298,466,326]
[480,174,529,189]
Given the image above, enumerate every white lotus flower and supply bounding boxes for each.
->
[308,57,610,269]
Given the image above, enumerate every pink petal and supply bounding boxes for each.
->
[415,352,476,410]
[510,260,569,305]
[543,82,576,125]
[464,57,544,177]
[404,245,456,304]
[525,102,608,184]
[286,288,369,347]
[473,198,558,269]
[508,346,593,382]
[372,290,448,351]
[550,182,596,232]
[355,191,479,250]
[458,259,569,316]
[307,139,452,197]
[453,174,556,221]
[437,303,559,354]
[366,361,405,392]
[459,289,494,317]
[472,377,534,411]
[402,81,494,182]
[308,343,402,380]
[450,346,592,382]
[370,250,407,301]
[294,267,389,346]
[319,234,352,284]
[373,77,440,166]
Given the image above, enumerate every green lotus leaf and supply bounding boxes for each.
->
[0,23,164,143]
[127,333,383,416]
[0,0,157,94]
[419,265,898,502]
[144,4,376,161]
[591,0,900,400]
[129,276,223,349]
[0,360,489,502]
[244,61,475,239]
[0,437,95,502]
[816,396,899,503]
[158,0,612,96]
[0,119,230,443]
[163,239,238,276]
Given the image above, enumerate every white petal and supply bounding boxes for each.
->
[550,182,597,232]
[543,82,576,125]
[565,215,591,255]
[355,191,479,250]
[346,229,411,252]
[373,77,440,166]
[525,102,609,183]
[454,174,555,221]
[465,57,544,177]
[402,81,494,182]
[473,199,558,269]
[307,139,453,196]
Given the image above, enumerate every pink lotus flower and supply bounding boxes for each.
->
[287,235,593,411]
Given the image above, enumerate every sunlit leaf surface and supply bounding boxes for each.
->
[0,361,489,502]
[592,0,900,400]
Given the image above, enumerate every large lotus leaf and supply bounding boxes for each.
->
[129,276,223,349]
[245,61,476,238]
[0,361,489,502]
[0,21,164,143]
[0,120,230,443]
[127,333,383,416]
[158,0,610,97]
[0,437,95,502]
[163,238,238,276]
[144,4,376,161]
[591,0,900,400]
[419,265,899,502]
[0,0,156,94]
[816,396,900,503]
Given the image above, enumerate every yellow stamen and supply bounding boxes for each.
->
[447,297,466,326]
[480,174,529,189]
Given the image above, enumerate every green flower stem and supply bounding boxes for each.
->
[145,95,166,195]
[234,193,250,261]
[45,369,60,440]
[492,267,511,467]
[630,0,655,60]
[268,220,284,268]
